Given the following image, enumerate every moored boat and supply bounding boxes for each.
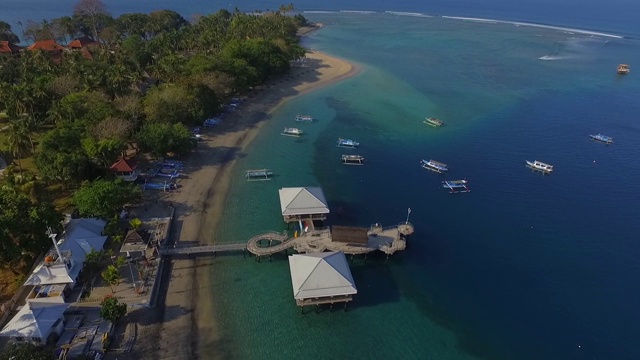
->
[526,160,553,173]
[281,127,303,137]
[420,159,448,173]
[442,179,470,193]
[245,169,274,181]
[617,64,630,75]
[295,114,314,122]
[337,138,359,148]
[424,117,444,127]
[589,133,613,144]
[341,155,364,165]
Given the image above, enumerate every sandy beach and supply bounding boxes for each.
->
[140,50,359,360]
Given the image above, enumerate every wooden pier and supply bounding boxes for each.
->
[159,223,414,259]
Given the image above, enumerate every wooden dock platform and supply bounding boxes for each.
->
[159,223,414,258]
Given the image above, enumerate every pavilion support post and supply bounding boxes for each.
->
[316,305,320,314]
[385,254,389,265]
[269,254,272,262]
[344,302,348,312]
[364,253,367,263]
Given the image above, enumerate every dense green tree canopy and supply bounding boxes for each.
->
[73,178,142,219]
[100,295,128,321]
[137,122,195,158]
[0,187,62,267]
[35,126,98,186]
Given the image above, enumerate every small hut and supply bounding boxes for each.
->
[109,158,140,182]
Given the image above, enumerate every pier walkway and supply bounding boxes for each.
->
[159,223,414,258]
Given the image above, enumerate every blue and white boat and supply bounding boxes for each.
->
[442,180,470,193]
[295,114,314,122]
[526,160,553,174]
[245,169,274,181]
[281,127,303,137]
[342,155,364,165]
[420,159,448,173]
[589,133,613,144]
[337,138,359,148]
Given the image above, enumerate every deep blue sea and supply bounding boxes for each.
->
[3,1,640,359]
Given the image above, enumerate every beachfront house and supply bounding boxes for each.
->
[0,301,70,345]
[288,251,357,311]
[109,157,141,182]
[0,40,23,55]
[278,187,330,232]
[23,218,106,302]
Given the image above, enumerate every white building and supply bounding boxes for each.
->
[0,301,70,345]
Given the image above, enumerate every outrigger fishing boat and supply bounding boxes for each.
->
[442,180,470,193]
[281,127,303,137]
[337,138,359,148]
[424,117,444,127]
[341,155,364,165]
[526,160,553,174]
[617,64,630,75]
[245,169,273,181]
[420,159,448,173]
[589,133,614,145]
[294,114,314,122]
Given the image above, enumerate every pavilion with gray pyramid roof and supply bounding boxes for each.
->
[288,251,357,311]
[278,187,330,232]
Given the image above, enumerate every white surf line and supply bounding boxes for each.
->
[442,16,623,39]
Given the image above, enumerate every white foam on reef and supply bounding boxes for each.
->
[538,55,569,61]
[384,11,432,18]
[442,16,623,39]
[340,10,376,14]
[303,11,339,14]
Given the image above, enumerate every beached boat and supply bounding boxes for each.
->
[420,159,448,173]
[526,160,553,173]
[617,64,630,75]
[245,169,274,181]
[424,117,444,127]
[442,180,470,193]
[341,155,364,165]
[589,133,614,144]
[294,114,314,122]
[281,127,303,137]
[337,138,359,148]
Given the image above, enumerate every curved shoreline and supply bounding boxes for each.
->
[152,50,359,360]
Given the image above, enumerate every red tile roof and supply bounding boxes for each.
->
[26,39,65,52]
[0,41,23,54]
[110,158,138,172]
[67,36,98,49]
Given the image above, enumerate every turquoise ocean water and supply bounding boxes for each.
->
[211,13,640,360]
[3,2,640,359]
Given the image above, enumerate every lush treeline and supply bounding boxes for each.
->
[0,0,306,273]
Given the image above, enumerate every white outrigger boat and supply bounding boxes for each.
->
[442,180,470,193]
[589,133,613,145]
[420,159,448,173]
[424,117,444,127]
[341,155,364,165]
[526,160,553,173]
[281,127,303,137]
[245,169,273,181]
[294,114,314,122]
[337,138,359,148]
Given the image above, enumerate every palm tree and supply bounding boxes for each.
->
[4,119,33,174]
